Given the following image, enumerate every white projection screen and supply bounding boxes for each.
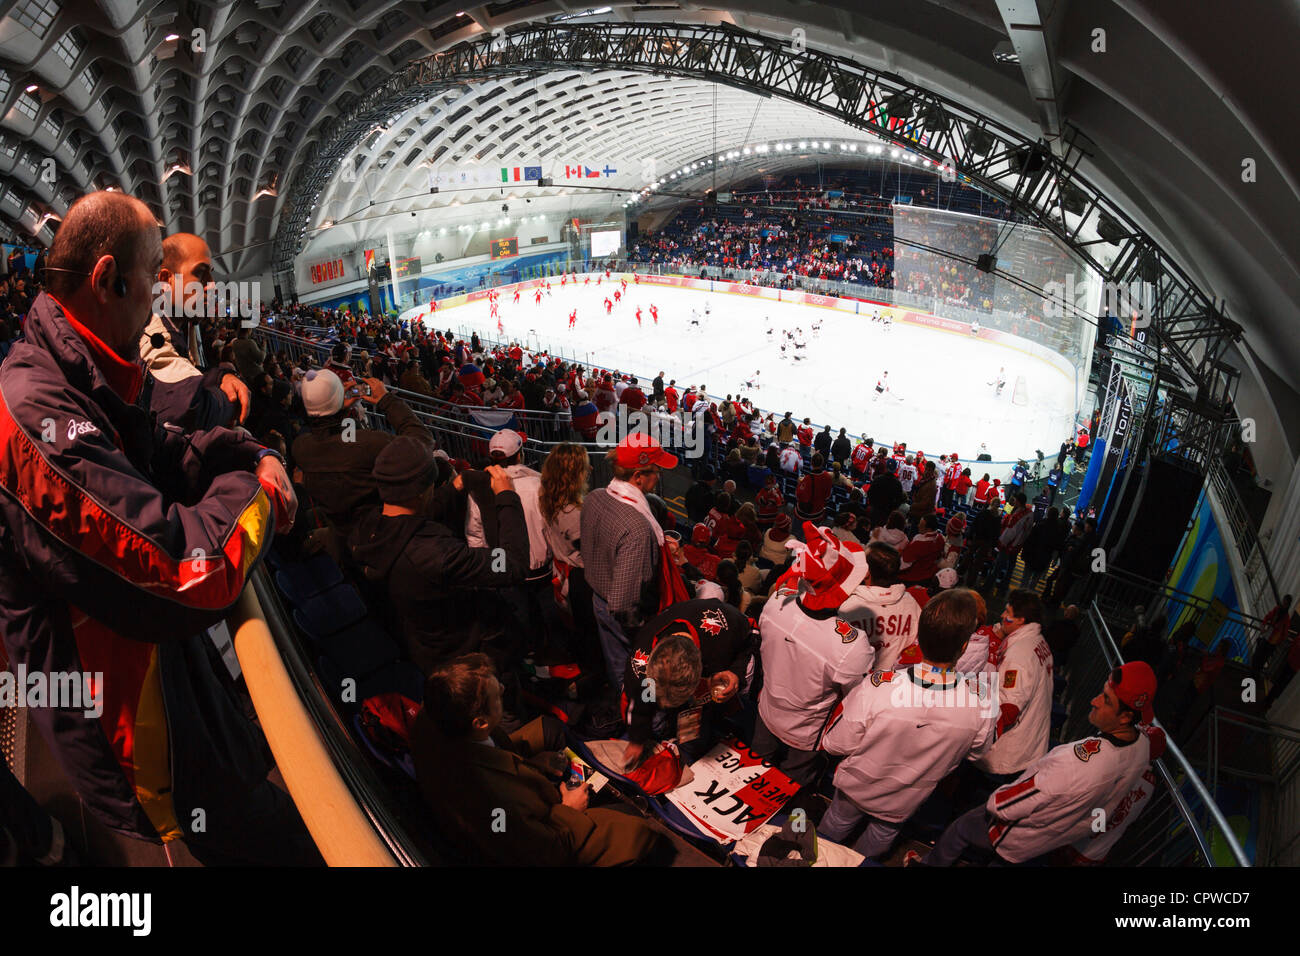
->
[590,229,622,258]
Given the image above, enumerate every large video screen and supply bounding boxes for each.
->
[591,229,622,258]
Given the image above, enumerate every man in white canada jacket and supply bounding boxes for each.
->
[819,588,998,859]
[924,661,1163,865]
[753,524,873,785]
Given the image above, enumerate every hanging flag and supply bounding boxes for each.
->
[584,166,600,178]
[363,249,375,273]
[524,165,542,180]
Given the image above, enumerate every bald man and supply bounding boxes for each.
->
[140,231,250,429]
[0,191,315,864]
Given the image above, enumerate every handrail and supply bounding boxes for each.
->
[229,575,400,866]
[1089,602,1252,866]
[1205,453,1281,612]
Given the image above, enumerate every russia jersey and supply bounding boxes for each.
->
[757,588,875,750]
[976,622,1053,774]
[987,730,1154,863]
[838,583,923,672]
[823,665,997,822]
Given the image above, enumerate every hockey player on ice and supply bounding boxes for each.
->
[970,319,981,336]
[744,370,761,390]
[689,308,700,329]
[873,371,890,402]
[650,304,659,325]
[811,319,822,337]
[989,366,1007,397]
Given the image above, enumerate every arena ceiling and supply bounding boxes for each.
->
[1,0,1297,419]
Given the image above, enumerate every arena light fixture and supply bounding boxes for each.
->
[25,84,38,93]
[165,33,180,41]
[850,144,858,151]
[798,140,807,148]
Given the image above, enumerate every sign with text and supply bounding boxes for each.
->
[395,256,421,279]
[664,737,799,844]
[490,237,519,259]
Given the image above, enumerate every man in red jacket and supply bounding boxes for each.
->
[620,376,647,412]
[899,513,946,584]
[795,452,833,526]
[756,473,785,529]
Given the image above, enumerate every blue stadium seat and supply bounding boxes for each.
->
[290,583,368,640]
[275,553,345,605]
[315,618,402,682]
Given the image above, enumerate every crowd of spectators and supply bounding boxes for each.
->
[0,185,1265,871]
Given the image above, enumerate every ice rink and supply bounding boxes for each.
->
[402,277,1080,462]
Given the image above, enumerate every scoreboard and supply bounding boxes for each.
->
[490,237,519,259]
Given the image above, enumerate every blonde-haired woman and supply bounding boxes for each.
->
[539,443,600,680]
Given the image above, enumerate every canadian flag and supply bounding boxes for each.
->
[565,165,584,178]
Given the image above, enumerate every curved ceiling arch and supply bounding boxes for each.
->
[1,2,1296,405]
[275,20,1236,395]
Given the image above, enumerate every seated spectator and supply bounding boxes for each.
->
[732,540,764,593]
[350,438,529,673]
[755,473,784,528]
[733,501,763,550]
[940,512,967,569]
[683,523,722,580]
[758,513,794,567]
[778,442,802,475]
[411,654,661,865]
[833,510,863,546]
[293,370,433,538]
[869,510,909,552]
[899,513,945,584]
[685,466,717,524]
[820,588,995,859]
[621,599,755,766]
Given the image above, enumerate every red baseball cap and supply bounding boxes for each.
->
[1109,661,1157,723]
[615,432,678,470]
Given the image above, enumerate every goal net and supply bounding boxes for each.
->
[1012,374,1029,406]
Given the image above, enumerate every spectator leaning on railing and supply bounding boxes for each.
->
[0,190,314,865]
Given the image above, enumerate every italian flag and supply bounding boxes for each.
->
[501,167,523,182]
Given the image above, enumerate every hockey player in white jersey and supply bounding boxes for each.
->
[838,542,924,672]
[752,523,873,785]
[820,588,998,859]
[923,661,1163,865]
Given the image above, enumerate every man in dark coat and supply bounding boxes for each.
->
[351,437,530,674]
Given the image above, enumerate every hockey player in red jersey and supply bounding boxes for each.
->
[614,288,622,304]
[604,297,613,315]
[513,288,521,304]
[650,304,659,325]
[635,306,642,327]
[584,275,591,286]
[534,288,543,305]
[568,309,577,329]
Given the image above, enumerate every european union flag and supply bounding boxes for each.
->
[524,166,542,180]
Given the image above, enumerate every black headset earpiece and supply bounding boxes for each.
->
[114,276,127,297]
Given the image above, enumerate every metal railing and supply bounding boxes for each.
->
[1062,604,1252,866]
[1090,566,1269,666]
[1206,453,1281,615]
[1179,707,1300,866]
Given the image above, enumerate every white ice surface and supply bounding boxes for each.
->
[402,279,1079,463]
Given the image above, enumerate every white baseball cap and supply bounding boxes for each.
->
[488,429,525,458]
[301,369,345,417]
